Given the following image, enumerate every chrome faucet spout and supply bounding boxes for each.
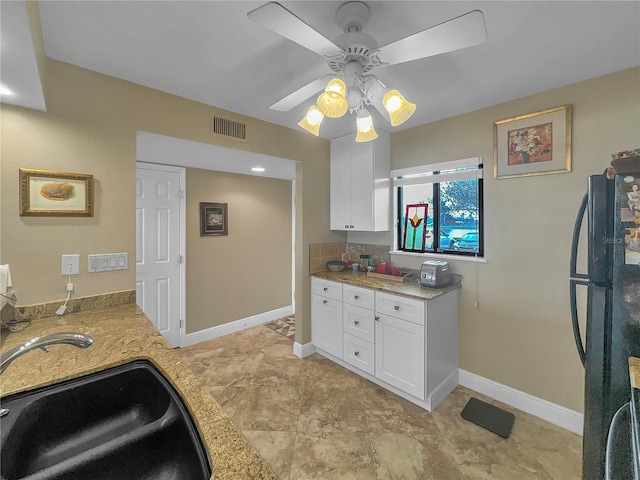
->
[0,332,94,374]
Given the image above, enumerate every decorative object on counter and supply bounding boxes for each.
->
[327,260,346,272]
[402,204,428,251]
[350,263,359,271]
[359,254,371,271]
[200,202,228,236]
[19,168,94,217]
[493,104,572,179]
[376,262,388,273]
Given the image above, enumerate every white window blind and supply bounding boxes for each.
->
[391,156,483,187]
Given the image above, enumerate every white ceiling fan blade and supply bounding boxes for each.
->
[378,10,487,66]
[248,2,341,57]
[270,75,333,111]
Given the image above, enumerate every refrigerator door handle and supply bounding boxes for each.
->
[570,191,589,280]
[569,279,586,366]
[569,191,588,367]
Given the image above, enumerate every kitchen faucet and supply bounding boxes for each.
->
[0,332,94,375]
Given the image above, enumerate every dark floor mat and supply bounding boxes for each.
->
[461,397,515,438]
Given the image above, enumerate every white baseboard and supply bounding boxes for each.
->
[181,306,293,347]
[293,341,316,358]
[458,369,584,435]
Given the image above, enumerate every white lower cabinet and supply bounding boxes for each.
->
[311,279,343,359]
[374,313,425,399]
[311,276,459,411]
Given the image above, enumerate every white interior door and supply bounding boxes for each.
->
[135,163,184,347]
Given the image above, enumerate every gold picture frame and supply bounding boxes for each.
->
[493,104,572,179]
[19,168,94,217]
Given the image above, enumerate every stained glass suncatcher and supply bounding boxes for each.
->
[402,203,428,251]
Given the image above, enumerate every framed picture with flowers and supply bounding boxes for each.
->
[493,104,572,179]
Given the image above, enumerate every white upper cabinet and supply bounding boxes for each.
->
[330,131,390,231]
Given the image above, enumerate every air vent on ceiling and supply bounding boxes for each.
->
[210,115,247,141]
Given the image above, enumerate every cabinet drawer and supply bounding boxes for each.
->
[311,277,343,301]
[343,303,375,343]
[343,284,375,310]
[375,291,425,326]
[343,333,374,376]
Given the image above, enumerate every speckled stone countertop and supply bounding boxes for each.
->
[311,270,460,300]
[0,304,277,480]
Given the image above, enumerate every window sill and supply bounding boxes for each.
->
[390,250,487,263]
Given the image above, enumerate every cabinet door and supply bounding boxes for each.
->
[311,294,343,358]
[349,141,375,231]
[375,313,425,399]
[330,134,352,230]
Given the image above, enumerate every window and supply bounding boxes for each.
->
[393,157,484,257]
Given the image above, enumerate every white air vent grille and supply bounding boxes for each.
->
[210,116,247,141]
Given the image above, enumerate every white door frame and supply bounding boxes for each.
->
[136,161,186,347]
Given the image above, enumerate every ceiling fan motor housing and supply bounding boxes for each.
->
[336,1,370,33]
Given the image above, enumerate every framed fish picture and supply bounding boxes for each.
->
[19,168,94,216]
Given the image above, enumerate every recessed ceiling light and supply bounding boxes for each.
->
[0,84,15,96]
[251,167,266,172]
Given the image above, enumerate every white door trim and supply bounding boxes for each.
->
[136,162,186,347]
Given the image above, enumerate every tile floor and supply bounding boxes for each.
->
[177,324,582,480]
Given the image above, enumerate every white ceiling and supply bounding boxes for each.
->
[3,1,640,140]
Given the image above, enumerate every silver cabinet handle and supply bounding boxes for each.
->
[354,351,360,356]
[344,224,349,228]
[354,295,359,300]
[350,225,354,228]
[375,316,380,321]
[354,320,360,326]
[323,300,328,304]
[323,287,328,291]
[394,305,400,311]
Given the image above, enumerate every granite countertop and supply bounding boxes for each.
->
[631,357,639,389]
[311,270,460,300]
[0,304,277,480]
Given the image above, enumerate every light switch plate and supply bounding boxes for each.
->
[61,254,80,275]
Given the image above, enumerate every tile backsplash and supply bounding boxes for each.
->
[309,242,391,273]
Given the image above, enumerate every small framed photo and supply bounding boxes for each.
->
[19,168,94,216]
[493,104,572,179]
[200,202,228,236]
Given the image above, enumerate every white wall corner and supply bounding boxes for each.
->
[458,369,584,435]
[294,341,316,358]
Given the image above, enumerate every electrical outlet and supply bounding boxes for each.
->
[61,254,80,275]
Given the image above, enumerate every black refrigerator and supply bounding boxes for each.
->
[570,171,640,479]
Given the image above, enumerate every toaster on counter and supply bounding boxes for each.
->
[420,260,452,287]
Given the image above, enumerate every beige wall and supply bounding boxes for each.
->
[185,169,292,333]
[351,67,640,412]
[0,57,343,343]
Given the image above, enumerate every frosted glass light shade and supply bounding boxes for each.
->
[317,78,348,118]
[355,110,378,142]
[383,89,416,126]
[297,106,324,136]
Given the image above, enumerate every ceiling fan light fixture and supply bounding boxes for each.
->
[383,89,416,126]
[297,105,324,136]
[317,78,348,118]
[355,108,378,142]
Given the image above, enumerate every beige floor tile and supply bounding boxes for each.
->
[242,430,296,480]
[227,385,303,432]
[289,432,377,480]
[371,432,462,480]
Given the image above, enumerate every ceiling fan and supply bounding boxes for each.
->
[248,1,487,141]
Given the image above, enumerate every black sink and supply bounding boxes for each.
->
[0,360,211,480]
